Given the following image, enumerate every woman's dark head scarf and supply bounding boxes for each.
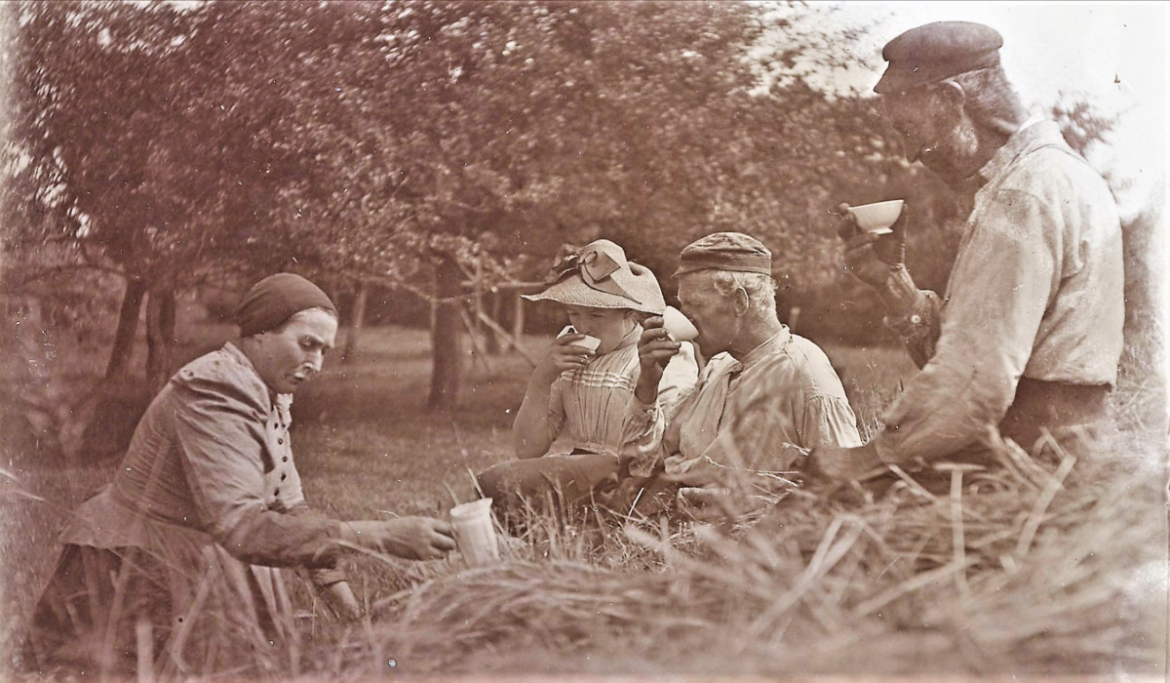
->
[235,273,338,337]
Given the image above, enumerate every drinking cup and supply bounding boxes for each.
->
[846,199,904,235]
[662,306,699,342]
[450,498,500,566]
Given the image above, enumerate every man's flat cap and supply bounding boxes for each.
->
[673,232,772,278]
[874,21,1003,94]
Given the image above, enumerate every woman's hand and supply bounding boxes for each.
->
[341,518,457,561]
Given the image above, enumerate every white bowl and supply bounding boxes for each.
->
[847,200,904,235]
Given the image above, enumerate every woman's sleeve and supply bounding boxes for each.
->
[172,374,343,569]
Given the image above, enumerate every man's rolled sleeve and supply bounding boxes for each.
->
[622,344,700,477]
[623,396,666,478]
[884,289,942,369]
[621,343,699,461]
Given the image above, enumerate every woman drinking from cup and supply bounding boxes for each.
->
[477,240,699,523]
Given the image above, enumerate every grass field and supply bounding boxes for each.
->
[2,322,1166,680]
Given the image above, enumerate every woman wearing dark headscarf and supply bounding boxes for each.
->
[24,273,455,676]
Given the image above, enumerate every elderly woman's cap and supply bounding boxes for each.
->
[874,21,1003,94]
[522,239,666,314]
[235,273,338,337]
[672,232,772,278]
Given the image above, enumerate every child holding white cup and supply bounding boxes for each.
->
[477,240,699,523]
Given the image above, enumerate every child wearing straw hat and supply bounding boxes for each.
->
[477,239,699,522]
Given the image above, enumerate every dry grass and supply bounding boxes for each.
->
[290,439,1163,679]
[2,322,1166,680]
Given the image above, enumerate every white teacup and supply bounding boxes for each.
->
[662,306,699,342]
[450,498,500,567]
[574,335,601,353]
[558,325,601,353]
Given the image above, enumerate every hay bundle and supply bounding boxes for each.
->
[357,561,726,674]
[653,442,1167,675]
[318,440,1164,677]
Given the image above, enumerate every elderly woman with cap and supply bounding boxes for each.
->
[477,240,699,522]
[24,273,455,676]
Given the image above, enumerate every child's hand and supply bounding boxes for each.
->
[546,333,596,374]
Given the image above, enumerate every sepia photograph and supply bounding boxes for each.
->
[1,1,1166,681]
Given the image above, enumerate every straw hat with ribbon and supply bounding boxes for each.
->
[522,240,666,315]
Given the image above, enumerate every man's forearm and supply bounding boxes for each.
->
[875,265,924,314]
[877,266,940,368]
[634,366,662,405]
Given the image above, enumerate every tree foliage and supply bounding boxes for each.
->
[7,0,936,406]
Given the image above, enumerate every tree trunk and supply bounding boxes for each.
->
[484,289,502,355]
[145,286,177,392]
[472,251,484,352]
[340,281,370,364]
[427,256,463,411]
[105,277,148,379]
[512,294,525,349]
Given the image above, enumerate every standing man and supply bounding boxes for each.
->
[809,22,1124,484]
[606,232,862,515]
